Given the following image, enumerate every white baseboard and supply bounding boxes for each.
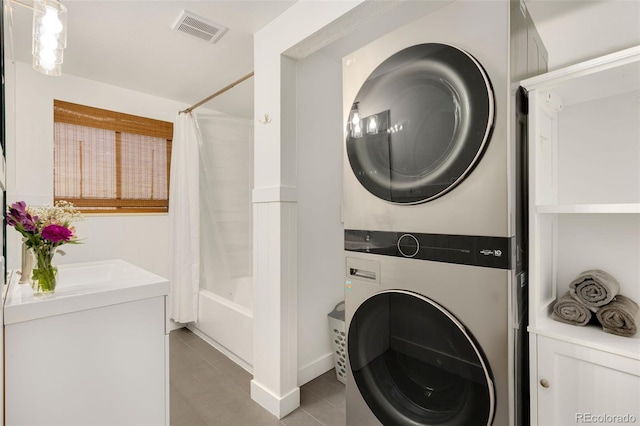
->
[297,352,335,386]
[250,380,300,419]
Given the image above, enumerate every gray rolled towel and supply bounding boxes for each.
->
[596,295,639,337]
[552,292,593,326]
[569,269,620,312]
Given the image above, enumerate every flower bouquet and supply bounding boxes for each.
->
[6,200,83,295]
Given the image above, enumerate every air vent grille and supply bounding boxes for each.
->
[172,10,227,44]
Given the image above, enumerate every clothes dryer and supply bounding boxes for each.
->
[343,1,520,238]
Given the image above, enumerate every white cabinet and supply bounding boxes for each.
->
[534,336,640,426]
[522,46,640,425]
[4,260,170,426]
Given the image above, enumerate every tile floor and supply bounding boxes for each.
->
[170,328,347,426]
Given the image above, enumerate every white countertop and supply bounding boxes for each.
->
[4,259,169,325]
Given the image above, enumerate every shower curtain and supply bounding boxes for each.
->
[169,112,201,323]
[170,111,253,323]
[197,114,254,309]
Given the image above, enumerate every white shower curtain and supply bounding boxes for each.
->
[197,114,254,308]
[169,112,201,323]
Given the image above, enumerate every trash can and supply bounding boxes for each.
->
[328,301,346,384]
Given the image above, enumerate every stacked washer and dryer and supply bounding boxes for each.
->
[342,2,547,425]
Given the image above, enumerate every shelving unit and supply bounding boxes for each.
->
[523,46,640,425]
[536,203,640,214]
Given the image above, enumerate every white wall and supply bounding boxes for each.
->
[252,1,368,417]
[5,61,190,278]
[526,0,640,71]
[295,51,345,385]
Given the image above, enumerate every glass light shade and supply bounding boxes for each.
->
[34,55,63,76]
[38,32,58,51]
[33,0,67,48]
[32,0,67,76]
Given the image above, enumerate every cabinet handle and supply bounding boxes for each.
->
[540,379,550,388]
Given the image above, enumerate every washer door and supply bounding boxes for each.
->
[348,290,495,425]
[346,43,494,204]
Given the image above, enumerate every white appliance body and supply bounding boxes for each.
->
[345,254,511,425]
[342,1,511,238]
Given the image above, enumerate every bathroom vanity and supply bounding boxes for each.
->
[3,259,170,426]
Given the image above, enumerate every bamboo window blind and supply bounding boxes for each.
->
[53,100,173,213]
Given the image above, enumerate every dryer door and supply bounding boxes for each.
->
[348,290,495,425]
[346,43,494,204]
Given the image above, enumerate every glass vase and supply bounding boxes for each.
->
[32,262,58,296]
[31,250,58,296]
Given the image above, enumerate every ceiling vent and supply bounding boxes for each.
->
[172,10,228,44]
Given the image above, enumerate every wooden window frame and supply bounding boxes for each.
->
[53,100,173,213]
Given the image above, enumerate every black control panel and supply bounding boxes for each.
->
[345,229,513,270]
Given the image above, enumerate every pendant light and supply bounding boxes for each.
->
[32,0,67,76]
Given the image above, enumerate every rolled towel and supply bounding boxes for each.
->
[596,295,639,337]
[569,269,620,312]
[552,292,593,326]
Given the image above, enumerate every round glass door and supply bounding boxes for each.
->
[348,290,495,425]
[346,43,494,204]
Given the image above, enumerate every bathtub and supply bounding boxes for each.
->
[189,284,253,372]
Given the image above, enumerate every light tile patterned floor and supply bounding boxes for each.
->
[170,328,346,426]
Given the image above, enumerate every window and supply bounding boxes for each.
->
[53,100,173,213]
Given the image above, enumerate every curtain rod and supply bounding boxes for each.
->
[11,0,34,10]
[180,71,254,114]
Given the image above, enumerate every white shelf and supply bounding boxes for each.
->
[530,314,640,361]
[536,203,640,214]
[521,46,640,105]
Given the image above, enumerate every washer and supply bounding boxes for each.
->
[345,234,524,426]
[342,2,545,425]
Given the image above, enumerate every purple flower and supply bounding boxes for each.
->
[10,201,27,214]
[7,201,38,233]
[42,224,73,243]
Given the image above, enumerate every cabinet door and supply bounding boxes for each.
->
[6,296,167,425]
[536,335,640,425]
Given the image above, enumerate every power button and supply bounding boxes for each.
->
[397,234,419,258]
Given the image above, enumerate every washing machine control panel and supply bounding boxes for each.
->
[345,229,513,270]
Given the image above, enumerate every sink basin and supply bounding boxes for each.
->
[4,259,169,325]
[57,260,150,288]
